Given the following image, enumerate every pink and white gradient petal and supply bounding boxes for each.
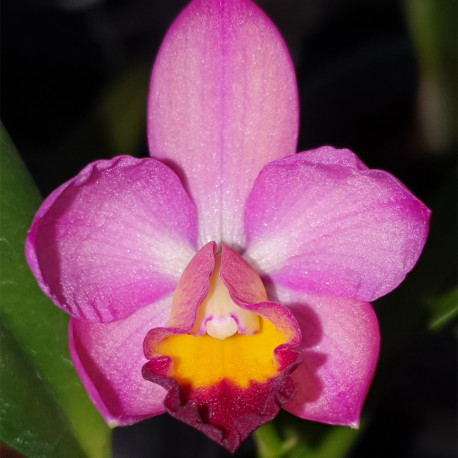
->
[26,156,197,323]
[148,0,298,247]
[244,146,431,302]
[69,296,173,427]
[267,285,380,427]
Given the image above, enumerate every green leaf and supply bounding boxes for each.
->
[97,64,150,156]
[0,322,86,457]
[0,124,111,457]
[428,286,458,331]
[254,412,362,458]
[403,0,457,150]
[254,422,296,458]
[284,423,361,458]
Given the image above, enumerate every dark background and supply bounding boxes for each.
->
[2,0,456,457]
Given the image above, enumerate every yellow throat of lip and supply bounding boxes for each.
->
[156,253,289,389]
[156,317,288,388]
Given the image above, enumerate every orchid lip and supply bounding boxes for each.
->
[142,243,303,452]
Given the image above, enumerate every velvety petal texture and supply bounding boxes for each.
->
[148,0,298,247]
[244,147,431,302]
[69,297,173,426]
[26,156,197,322]
[268,285,380,427]
[143,244,301,452]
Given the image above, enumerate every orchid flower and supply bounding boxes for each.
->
[25,0,430,453]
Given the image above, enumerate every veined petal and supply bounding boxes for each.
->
[148,0,299,248]
[143,244,301,452]
[26,156,197,322]
[268,285,379,427]
[69,296,172,427]
[244,146,431,302]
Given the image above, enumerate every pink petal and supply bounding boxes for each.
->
[26,156,197,322]
[269,285,379,427]
[69,296,173,427]
[148,0,298,247]
[244,146,431,302]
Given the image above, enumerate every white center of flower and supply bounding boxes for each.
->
[192,254,260,340]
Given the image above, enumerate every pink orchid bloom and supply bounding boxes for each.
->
[25,0,430,453]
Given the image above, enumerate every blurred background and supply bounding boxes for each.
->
[1,0,456,457]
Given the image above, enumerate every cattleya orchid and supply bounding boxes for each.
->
[25,0,430,453]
